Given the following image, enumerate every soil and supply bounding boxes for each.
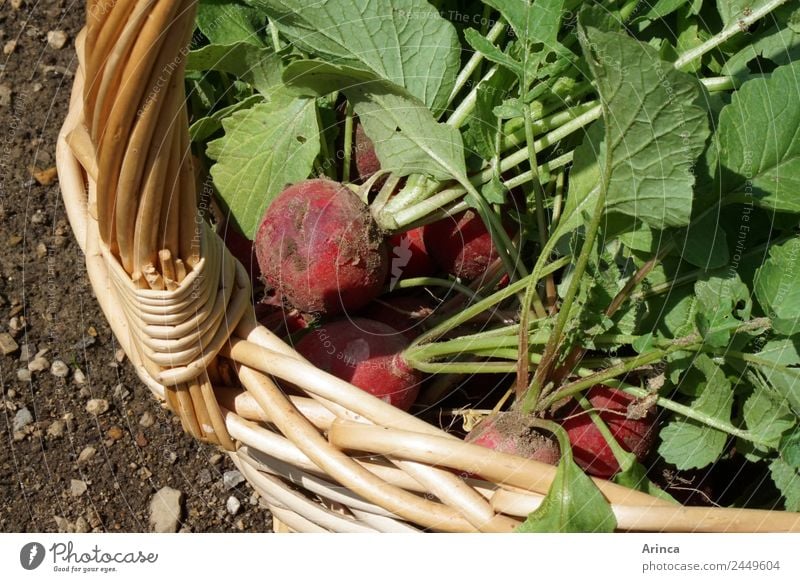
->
[0,0,271,533]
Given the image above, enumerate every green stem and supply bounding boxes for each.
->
[674,0,790,70]
[446,19,507,111]
[576,393,638,472]
[389,277,480,301]
[342,101,354,182]
[268,19,282,51]
[448,65,499,129]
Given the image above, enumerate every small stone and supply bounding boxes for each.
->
[112,384,130,400]
[167,452,177,465]
[235,519,245,531]
[47,420,65,439]
[77,446,96,464]
[0,332,18,355]
[149,487,183,533]
[50,360,69,378]
[46,30,68,50]
[208,453,222,465]
[0,84,11,108]
[87,326,97,337]
[16,369,31,382]
[13,407,33,431]
[70,479,87,497]
[27,356,49,372]
[197,469,212,485]
[18,343,33,361]
[11,0,24,10]
[73,368,86,384]
[86,398,109,416]
[107,426,124,441]
[53,516,73,533]
[115,349,126,363]
[8,316,25,332]
[139,467,153,480]
[87,508,102,529]
[74,516,90,533]
[3,40,17,55]
[13,430,26,442]
[36,242,47,259]
[7,389,15,398]
[135,432,148,447]
[249,493,258,506]
[226,496,241,516]
[223,470,244,490]
[139,411,155,428]
[30,209,46,224]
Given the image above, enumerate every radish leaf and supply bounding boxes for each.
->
[206,97,320,238]
[197,0,265,46]
[770,458,800,510]
[246,0,460,116]
[754,238,800,336]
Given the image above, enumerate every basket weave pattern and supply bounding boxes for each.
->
[55,0,800,532]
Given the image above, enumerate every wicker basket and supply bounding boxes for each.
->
[55,0,800,533]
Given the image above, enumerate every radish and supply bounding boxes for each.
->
[423,210,502,282]
[559,386,657,479]
[294,317,422,411]
[354,122,381,182]
[220,220,259,280]
[387,226,436,282]
[255,179,388,315]
[466,411,560,466]
[362,294,436,340]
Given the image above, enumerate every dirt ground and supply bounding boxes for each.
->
[0,0,271,533]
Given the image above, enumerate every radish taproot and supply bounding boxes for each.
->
[423,210,502,282]
[255,179,388,315]
[559,386,657,479]
[294,317,422,411]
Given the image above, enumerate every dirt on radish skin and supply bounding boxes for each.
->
[294,318,423,411]
[255,179,388,315]
[559,386,657,479]
[423,210,503,282]
[466,411,561,466]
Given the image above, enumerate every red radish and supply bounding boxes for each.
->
[387,226,436,283]
[466,411,560,466]
[221,220,259,279]
[354,122,381,181]
[559,385,657,479]
[294,318,422,411]
[362,294,436,340]
[423,210,502,282]
[255,179,388,315]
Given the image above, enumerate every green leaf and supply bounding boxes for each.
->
[284,60,467,183]
[694,271,750,347]
[754,238,800,336]
[717,0,770,27]
[197,0,264,46]
[187,42,284,97]
[758,338,800,366]
[463,28,523,78]
[481,0,564,48]
[780,429,800,467]
[517,423,616,533]
[613,462,678,503]
[743,387,795,451]
[206,98,320,238]
[749,337,800,414]
[770,458,800,511]
[722,8,800,79]
[246,0,460,115]
[556,28,710,239]
[189,94,263,142]
[464,67,516,161]
[674,211,729,269]
[716,62,800,213]
[635,0,696,23]
[658,355,734,470]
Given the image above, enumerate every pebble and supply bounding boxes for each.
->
[74,516,90,533]
[46,30,67,50]
[138,411,155,428]
[0,332,18,355]
[9,316,25,332]
[53,516,73,533]
[115,349,126,363]
[112,384,130,400]
[73,368,86,384]
[226,496,241,516]
[77,446,96,464]
[27,356,49,372]
[36,241,47,259]
[0,84,11,108]
[223,470,244,490]
[47,420,65,439]
[249,493,258,506]
[149,487,183,533]
[3,40,17,55]
[16,368,31,382]
[50,359,69,378]
[135,432,148,447]
[107,426,124,441]
[208,454,222,465]
[197,469,212,485]
[13,407,33,431]
[86,398,109,416]
[70,479,87,497]
[18,343,33,361]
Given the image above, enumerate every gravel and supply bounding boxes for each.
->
[13,407,34,431]
[50,360,69,377]
[149,487,183,533]
[223,470,245,490]
[85,398,109,416]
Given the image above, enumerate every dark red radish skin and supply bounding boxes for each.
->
[294,318,422,411]
[387,226,436,283]
[559,385,657,479]
[362,294,436,340]
[255,179,388,315]
[354,122,381,182]
[466,411,561,466]
[423,210,503,282]
[221,221,259,280]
